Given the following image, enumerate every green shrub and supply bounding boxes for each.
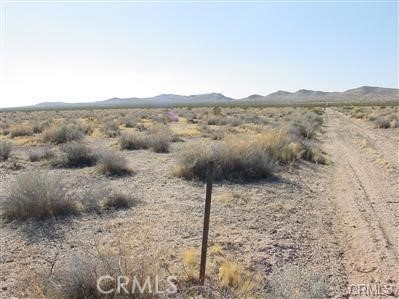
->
[213,106,222,115]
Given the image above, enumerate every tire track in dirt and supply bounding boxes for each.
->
[332,111,398,170]
[323,109,398,296]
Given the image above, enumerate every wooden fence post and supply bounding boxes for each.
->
[199,161,215,286]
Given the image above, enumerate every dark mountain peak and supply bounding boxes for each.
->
[295,89,328,96]
[202,92,228,98]
[34,101,67,107]
[296,89,313,94]
[268,90,291,97]
[155,93,181,98]
[345,86,379,94]
[188,93,232,101]
[247,94,263,99]
[103,97,122,102]
[344,86,399,97]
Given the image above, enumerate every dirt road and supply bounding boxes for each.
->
[323,109,398,297]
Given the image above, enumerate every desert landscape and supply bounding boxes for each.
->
[0,102,397,298]
[1,0,397,297]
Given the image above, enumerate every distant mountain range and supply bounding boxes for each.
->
[4,86,398,110]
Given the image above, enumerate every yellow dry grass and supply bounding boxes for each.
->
[7,135,42,146]
[90,128,105,138]
[209,244,223,256]
[360,139,394,172]
[170,123,201,137]
[218,260,260,296]
[182,248,199,270]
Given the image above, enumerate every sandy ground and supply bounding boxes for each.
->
[0,108,397,298]
[322,109,398,297]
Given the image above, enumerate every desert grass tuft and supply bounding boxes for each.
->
[10,125,34,138]
[96,150,133,176]
[59,142,97,167]
[0,141,12,160]
[103,192,138,210]
[43,125,84,144]
[119,132,149,150]
[175,137,276,181]
[120,128,172,153]
[2,171,77,221]
[28,147,54,162]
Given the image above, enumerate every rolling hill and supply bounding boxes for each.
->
[3,86,398,110]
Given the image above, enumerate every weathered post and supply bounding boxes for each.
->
[199,161,215,286]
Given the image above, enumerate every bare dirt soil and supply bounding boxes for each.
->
[322,109,398,296]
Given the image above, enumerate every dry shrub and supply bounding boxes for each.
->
[257,129,303,163]
[302,141,327,164]
[176,125,326,181]
[77,188,102,214]
[33,121,50,134]
[103,192,137,210]
[147,134,170,153]
[0,124,10,136]
[75,121,94,136]
[201,125,226,140]
[218,261,255,295]
[288,112,323,139]
[0,141,12,160]
[28,147,54,162]
[120,127,171,153]
[58,142,97,167]
[206,116,243,127]
[178,247,260,298]
[74,186,137,214]
[120,132,149,150]
[96,150,133,176]
[175,137,275,181]
[182,248,199,270]
[41,243,168,299]
[373,115,394,128]
[43,125,84,144]
[351,108,366,119]
[102,121,120,137]
[10,125,34,138]
[121,115,139,128]
[2,172,77,221]
[181,248,200,283]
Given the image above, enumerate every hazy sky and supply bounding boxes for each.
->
[0,1,397,107]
